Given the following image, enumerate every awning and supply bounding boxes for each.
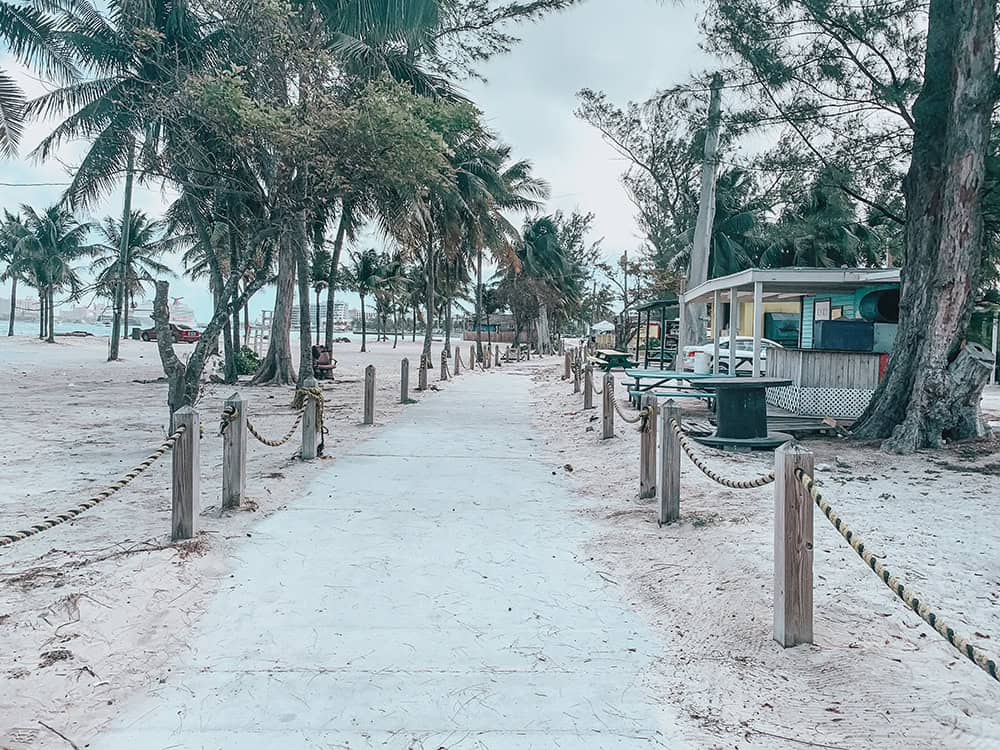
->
[683,267,900,305]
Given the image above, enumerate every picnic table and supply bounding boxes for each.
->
[692,377,794,450]
[593,348,637,371]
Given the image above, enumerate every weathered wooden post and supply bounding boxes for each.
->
[495,344,501,367]
[470,344,476,370]
[572,353,581,394]
[639,393,658,500]
[364,365,376,425]
[400,358,409,403]
[583,363,594,410]
[656,400,681,524]
[526,345,531,361]
[453,344,461,376]
[301,376,319,460]
[440,349,449,381]
[602,372,615,439]
[171,406,200,541]
[563,351,571,380]
[559,337,564,356]
[418,354,428,391]
[222,393,247,511]
[774,442,815,648]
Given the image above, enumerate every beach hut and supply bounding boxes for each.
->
[682,268,901,420]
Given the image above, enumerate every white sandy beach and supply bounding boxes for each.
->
[2,337,999,749]
[0,333,459,747]
[529,363,1000,748]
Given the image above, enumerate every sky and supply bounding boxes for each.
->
[0,0,712,322]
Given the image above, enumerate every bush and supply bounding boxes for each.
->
[235,345,260,376]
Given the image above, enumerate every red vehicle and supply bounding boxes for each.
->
[140,323,201,344]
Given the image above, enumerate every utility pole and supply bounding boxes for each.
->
[681,73,723,350]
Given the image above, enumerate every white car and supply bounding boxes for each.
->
[681,336,784,373]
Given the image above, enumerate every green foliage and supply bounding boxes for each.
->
[234,345,261,376]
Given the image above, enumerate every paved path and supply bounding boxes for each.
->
[93,369,685,749]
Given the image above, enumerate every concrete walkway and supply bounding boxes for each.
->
[92,369,685,749]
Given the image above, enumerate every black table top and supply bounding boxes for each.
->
[697,377,793,389]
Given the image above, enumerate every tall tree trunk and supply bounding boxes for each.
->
[109,142,136,361]
[475,248,483,359]
[324,203,351,352]
[360,295,367,352]
[46,286,55,342]
[293,213,314,386]
[6,275,16,336]
[252,228,297,385]
[412,307,417,341]
[443,261,452,353]
[853,0,996,452]
[220,279,237,384]
[422,231,435,361]
[38,293,45,339]
[681,74,723,351]
[231,280,241,354]
[393,308,399,348]
[537,300,551,354]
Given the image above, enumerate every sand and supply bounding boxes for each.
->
[529,363,1000,749]
[3,336,999,749]
[0,333,459,748]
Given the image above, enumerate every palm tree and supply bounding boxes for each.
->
[0,1,74,156]
[0,210,29,335]
[28,0,216,360]
[518,215,573,353]
[91,210,177,334]
[343,248,383,352]
[17,204,93,343]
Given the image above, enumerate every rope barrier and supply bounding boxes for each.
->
[612,400,649,425]
[219,404,238,436]
[796,469,998,682]
[669,418,775,489]
[0,426,186,547]
[591,379,603,396]
[247,410,303,447]
[292,387,326,455]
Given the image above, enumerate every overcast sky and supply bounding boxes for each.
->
[0,0,712,321]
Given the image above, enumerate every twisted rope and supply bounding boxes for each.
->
[247,410,303,447]
[292,386,326,455]
[590,378,603,395]
[669,418,775,489]
[219,404,238,436]
[613,400,648,425]
[797,469,998,683]
[0,427,186,547]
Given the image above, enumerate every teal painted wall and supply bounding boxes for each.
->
[800,284,898,348]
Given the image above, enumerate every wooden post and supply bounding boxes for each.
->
[470,344,476,370]
[364,365,375,425]
[495,345,501,367]
[752,280,764,378]
[400,358,409,403]
[440,349,448,381]
[657,400,681,524]
[564,351,571,380]
[418,354,428,391]
[584,363,594,410]
[572,353,581,394]
[728,287,739,374]
[774,442,814,648]
[222,393,247,511]
[171,406,200,541]
[639,393,658,500]
[301,376,319,460]
[453,344,461,376]
[602,372,615,439]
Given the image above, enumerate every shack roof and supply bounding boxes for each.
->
[683,268,900,305]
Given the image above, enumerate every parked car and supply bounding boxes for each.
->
[140,323,201,344]
[681,336,783,373]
